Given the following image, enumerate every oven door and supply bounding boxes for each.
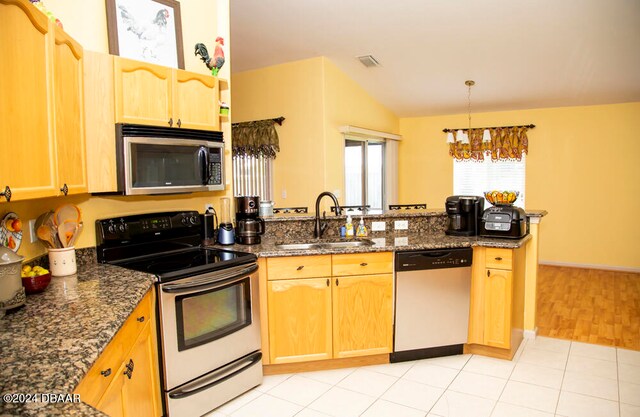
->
[158,262,261,390]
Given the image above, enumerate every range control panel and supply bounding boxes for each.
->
[97,211,201,242]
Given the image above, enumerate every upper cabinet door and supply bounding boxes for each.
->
[114,57,173,127]
[173,70,220,131]
[53,25,87,195]
[0,0,58,201]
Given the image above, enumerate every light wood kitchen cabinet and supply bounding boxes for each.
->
[52,25,87,196]
[114,57,220,130]
[267,277,332,364]
[332,273,393,358]
[264,252,393,365]
[0,0,86,201]
[75,289,161,417]
[467,247,525,360]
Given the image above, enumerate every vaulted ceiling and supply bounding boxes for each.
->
[230,0,640,117]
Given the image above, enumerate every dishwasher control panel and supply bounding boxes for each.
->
[395,248,473,271]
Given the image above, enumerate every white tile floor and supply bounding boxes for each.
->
[206,337,640,417]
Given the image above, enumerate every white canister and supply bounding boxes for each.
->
[48,247,77,276]
[259,200,274,217]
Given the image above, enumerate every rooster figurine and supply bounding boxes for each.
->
[194,37,225,77]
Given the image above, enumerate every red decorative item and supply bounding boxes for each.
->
[22,273,51,294]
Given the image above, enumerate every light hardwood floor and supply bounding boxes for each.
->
[536,264,640,350]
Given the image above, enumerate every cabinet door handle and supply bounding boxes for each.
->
[124,359,134,379]
[326,278,329,287]
[100,368,112,377]
[168,117,174,127]
[2,186,11,202]
[360,262,368,267]
[495,257,502,261]
[296,265,304,271]
[177,118,182,128]
[136,316,145,323]
[487,270,491,277]
[60,183,69,196]
[335,278,339,286]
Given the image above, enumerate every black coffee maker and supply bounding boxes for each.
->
[445,195,484,236]
[235,196,265,245]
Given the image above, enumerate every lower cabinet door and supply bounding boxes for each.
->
[96,365,125,417]
[121,323,159,417]
[332,274,393,358]
[268,278,332,364]
[483,268,513,349]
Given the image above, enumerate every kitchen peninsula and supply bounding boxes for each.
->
[0,209,545,416]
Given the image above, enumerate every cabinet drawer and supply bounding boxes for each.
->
[74,332,124,407]
[267,255,332,280]
[484,248,513,270]
[332,252,393,276]
[116,290,153,354]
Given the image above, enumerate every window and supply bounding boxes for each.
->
[453,156,526,208]
[232,154,273,200]
[344,139,385,210]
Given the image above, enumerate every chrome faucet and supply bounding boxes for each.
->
[314,191,342,238]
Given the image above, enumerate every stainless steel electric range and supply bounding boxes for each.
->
[96,211,262,417]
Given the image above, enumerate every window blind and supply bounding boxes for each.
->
[453,156,526,208]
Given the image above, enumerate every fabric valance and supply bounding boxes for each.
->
[448,126,530,161]
[232,119,280,158]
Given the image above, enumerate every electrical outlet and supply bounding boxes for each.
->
[204,203,214,213]
[28,219,37,243]
[394,220,409,230]
[282,189,287,199]
[394,236,409,246]
[371,221,386,231]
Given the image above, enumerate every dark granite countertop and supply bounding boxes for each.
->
[212,231,532,258]
[0,251,155,417]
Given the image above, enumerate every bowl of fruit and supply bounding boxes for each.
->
[21,265,51,294]
[484,190,519,206]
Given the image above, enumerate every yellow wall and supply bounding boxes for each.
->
[232,57,399,209]
[322,59,399,196]
[2,0,232,262]
[46,0,225,76]
[399,102,640,269]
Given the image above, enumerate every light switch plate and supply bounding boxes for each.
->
[371,221,386,231]
[394,220,408,230]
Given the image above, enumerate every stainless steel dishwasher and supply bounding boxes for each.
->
[391,247,473,362]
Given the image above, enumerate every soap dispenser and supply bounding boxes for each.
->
[356,217,368,237]
[345,215,354,237]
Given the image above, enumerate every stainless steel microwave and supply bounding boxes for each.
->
[115,124,224,195]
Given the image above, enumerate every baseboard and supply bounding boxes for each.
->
[539,260,640,273]
[523,328,538,339]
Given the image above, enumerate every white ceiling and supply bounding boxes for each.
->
[229,0,640,117]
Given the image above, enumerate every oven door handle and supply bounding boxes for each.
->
[168,351,262,399]
[161,263,258,294]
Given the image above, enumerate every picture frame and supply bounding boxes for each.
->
[106,0,185,69]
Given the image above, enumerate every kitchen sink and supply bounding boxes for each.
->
[273,243,323,250]
[321,239,375,248]
[275,239,375,250]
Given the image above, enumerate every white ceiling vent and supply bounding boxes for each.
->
[357,55,381,68]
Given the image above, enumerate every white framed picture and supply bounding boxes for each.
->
[106,0,184,69]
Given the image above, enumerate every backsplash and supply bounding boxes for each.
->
[262,212,448,241]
